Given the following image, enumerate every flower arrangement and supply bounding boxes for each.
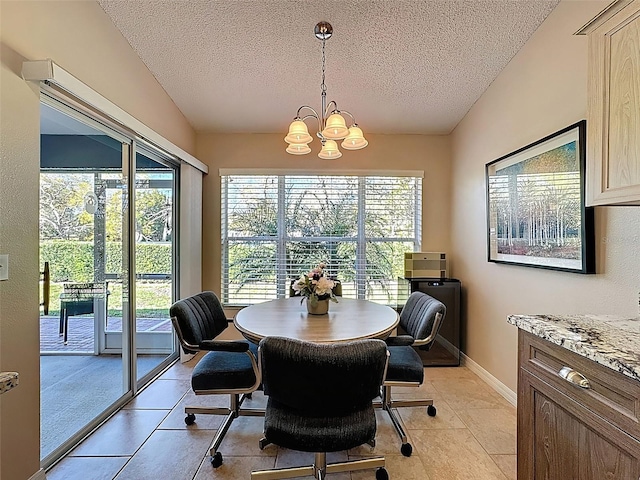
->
[292,262,339,306]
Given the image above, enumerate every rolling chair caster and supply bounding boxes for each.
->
[376,467,389,480]
[427,405,436,416]
[184,413,196,425]
[210,451,223,468]
[400,442,412,457]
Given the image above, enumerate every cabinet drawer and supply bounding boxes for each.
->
[519,330,640,440]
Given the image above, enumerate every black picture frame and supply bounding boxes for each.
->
[485,120,595,274]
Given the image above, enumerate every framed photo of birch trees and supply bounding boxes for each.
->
[486,120,595,273]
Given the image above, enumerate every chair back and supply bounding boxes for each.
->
[399,291,446,348]
[61,282,108,299]
[259,337,388,414]
[170,291,228,353]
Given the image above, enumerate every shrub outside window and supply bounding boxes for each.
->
[221,173,422,306]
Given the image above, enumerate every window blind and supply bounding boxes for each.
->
[221,174,422,306]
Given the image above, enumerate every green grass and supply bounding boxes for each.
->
[42,281,172,317]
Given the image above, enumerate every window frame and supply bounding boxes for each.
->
[221,170,423,306]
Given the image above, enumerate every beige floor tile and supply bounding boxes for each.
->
[158,356,200,380]
[491,454,517,480]
[114,429,215,480]
[349,410,411,456]
[399,396,466,430]
[70,409,169,456]
[46,456,129,480]
[242,390,268,410]
[411,428,508,480]
[422,366,478,380]
[194,455,276,480]
[431,378,512,410]
[217,416,276,457]
[123,378,190,409]
[351,453,431,480]
[389,380,439,398]
[457,408,516,454]
[159,391,228,430]
[49,363,518,480]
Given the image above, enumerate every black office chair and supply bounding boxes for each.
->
[170,291,262,468]
[252,336,390,480]
[379,291,446,457]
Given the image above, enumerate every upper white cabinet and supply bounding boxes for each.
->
[578,0,640,206]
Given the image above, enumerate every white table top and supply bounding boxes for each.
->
[234,297,399,344]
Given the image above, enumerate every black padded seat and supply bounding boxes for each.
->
[192,342,259,391]
[384,346,424,384]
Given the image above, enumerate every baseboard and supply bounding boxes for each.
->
[461,352,517,407]
[29,468,47,480]
[436,333,460,358]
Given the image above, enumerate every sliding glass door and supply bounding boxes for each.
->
[39,96,179,466]
[100,146,178,381]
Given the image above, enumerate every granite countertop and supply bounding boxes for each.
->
[507,314,640,382]
[0,372,19,394]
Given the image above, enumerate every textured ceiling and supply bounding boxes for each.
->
[98,0,560,135]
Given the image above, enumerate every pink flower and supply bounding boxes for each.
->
[314,276,335,296]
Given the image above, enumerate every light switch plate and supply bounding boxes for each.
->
[0,255,8,281]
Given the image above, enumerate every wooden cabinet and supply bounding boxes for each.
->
[517,330,640,479]
[578,0,640,206]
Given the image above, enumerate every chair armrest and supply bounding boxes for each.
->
[199,340,250,353]
[385,335,415,347]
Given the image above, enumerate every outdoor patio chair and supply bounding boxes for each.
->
[59,282,109,344]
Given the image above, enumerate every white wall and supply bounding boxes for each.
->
[450,0,640,393]
[0,2,197,479]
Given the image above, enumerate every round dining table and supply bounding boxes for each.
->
[234,297,399,344]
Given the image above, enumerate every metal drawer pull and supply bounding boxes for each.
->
[558,366,591,389]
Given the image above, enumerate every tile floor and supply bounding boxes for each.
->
[46,357,516,480]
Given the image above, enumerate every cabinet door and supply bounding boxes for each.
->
[518,368,640,479]
[586,0,640,205]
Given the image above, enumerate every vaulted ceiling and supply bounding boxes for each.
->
[98,0,560,135]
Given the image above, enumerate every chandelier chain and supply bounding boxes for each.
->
[321,38,327,95]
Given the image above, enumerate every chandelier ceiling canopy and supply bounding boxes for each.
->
[285,22,368,160]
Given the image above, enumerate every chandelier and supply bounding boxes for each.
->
[285,21,368,159]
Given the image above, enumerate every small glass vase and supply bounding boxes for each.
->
[306,298,329,315]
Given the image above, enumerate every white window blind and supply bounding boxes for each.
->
[221,174,422,306]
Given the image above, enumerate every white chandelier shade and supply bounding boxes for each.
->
[341,126,368,150]
[286,143,312,155]
[285,22,368,159]
[284,120,313,144]
[318,139,342,159]
[321,113,350,140]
